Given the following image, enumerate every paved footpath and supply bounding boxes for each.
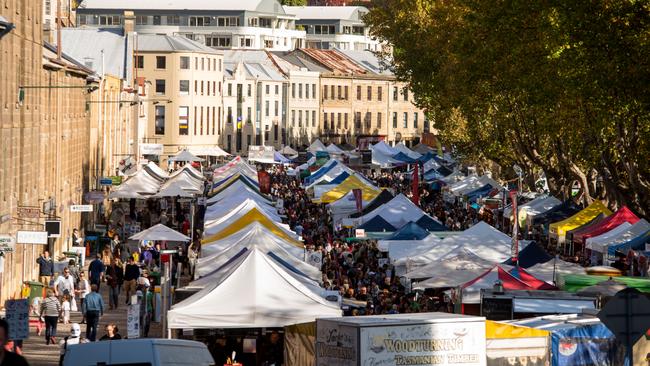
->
[21,281,163,366]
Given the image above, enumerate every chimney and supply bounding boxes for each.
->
[124,10,135,34]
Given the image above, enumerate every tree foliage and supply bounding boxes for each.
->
[280,0,307,6]
[365,0,650,217]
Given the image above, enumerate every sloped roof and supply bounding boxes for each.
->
[283,5,367,21]
[79,0,283,12]
[337,49,394,76]
[59,28,130,79]
[137,34,220,54]
[299,48,369,75]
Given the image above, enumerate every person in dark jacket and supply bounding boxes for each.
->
[105,258,124,310]
[123,256,140,304]
[88,254,105,291]
[37,250,54,286]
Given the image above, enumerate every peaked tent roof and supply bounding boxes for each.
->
[415,215,448,231]
[326,143,345,155]
[207,179,271,205]
[549,201,613,240]
[168,248,341,329]
[208,173,265,198]
[530,199,582,226]
[187,145,231,157]
[212,156,258,182]
[565,213,608,243]
[572,206,640,245]
[204,200,283,236]
[392,152,418,164]
[130,224,190,242]
[380,234,441,262]
[516,195,562,228]
[607,229,650,256]
[587,219,650,253]
[153,183,195,198]
[371,149,402,168]
[357,215,396,232]
[144,161,169,180]
[303,159,338,185]
[411,248,496,287]
[371,141,398,156]
[385,222,430,241]
[394,142,422,160]
[356,193,427,228]
[526,258,586,284]
[349,190,394,218]
[307,139,327,153]
[317,175,380,203]
[169,149,205,162]
[462,265,539,304]
[202,207,302,247]
[412,143,434,154]
[503,241,552,268]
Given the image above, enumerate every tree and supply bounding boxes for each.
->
[365,0,650,217]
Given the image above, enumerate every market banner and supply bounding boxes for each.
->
[352,188,363,213]
[258,170,271,194]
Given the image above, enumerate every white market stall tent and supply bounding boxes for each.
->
[526,258,587,284]
[203,200,284,236]
[412,248,496,289]
[169,149,205,162]
[129,224,190,242]
[168,248,341,329]
[307,139,327,153]
[393,142,422,160]
[586,219,650,254]
[204,197,278,222]
[206,180,271,205]
[348,193,430,229]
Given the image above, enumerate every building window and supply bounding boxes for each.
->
[367,86,372,101]
[299,110,303,127]
[337,113,342,128]
[393,112,397,128]
[344,113,348,129]
[274,101,279,117]
[344,86,349,100]
[179,106,189,135]
[247,134,252,147]
[403,87,409,101]
[305,84,310,99]
[239,37,253,47]
[331,113,335,129]
[200,106,204,135]
[153,15,161,25]
[99,15,120,25]
[299,84,303,99]
[167,15,179,25]
[247,107,252,123]
[217,16,239,26]
[355,112,361,129]
[378,86,383,101]
[365,112,371,128]
[377,112,382,129]
[291,83,296,98]
[155,79,165,95]
[227,135,232,152]
[227,83,232,96]
[356,86,361,100]
[134,55,144,69]
[247,84,252,97]
[194,80,198,94]
[275,85,279,95]
[266,84,270,95]
[265,101,270,117]
[312,111,316,127]
[194,106,198,135]
[314,25,336,34]
[305,110,309,126]
[331,85,335,100]
[323,85,328,99]
[403,112,408,128]
[180,56,190,69]
[206,37,231,48]
[323,112,328,129]
[292,110,296,126]
[156,56,166,69]
[189,16,210,26]
[337,85,342,100]
[413,112,418,128]
[78,15,87,25]
[136,15,148,25]
[393,86,398,101]
[312,84,317,99]
[227,107,233,123]
[155,106,165,135]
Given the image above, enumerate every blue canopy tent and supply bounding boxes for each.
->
[385,222,430,240]
[503,241,552,268]
[392,152,418,164]
[424,169,443,182]
[350,190,394,218]
[530,200,581,226]
[464,183,494,203]
[436,165,453,177]
[416,152,434,163]
[415,215,448,231]
[303,160,339,185]
[274,151,291,164]
[328,171,350,185]
[357,215,396,232]
[608,230,650,257]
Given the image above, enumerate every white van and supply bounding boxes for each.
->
[62,338,216,366]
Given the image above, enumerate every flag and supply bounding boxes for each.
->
[258,170,271,194]
[509,190,518,264]
[411,163,420,206]
[352,188,363,213]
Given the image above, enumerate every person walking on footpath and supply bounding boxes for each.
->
[40,288,61,345]
[88,254,105,291]
[105,258,124,310]
[37,250,54,287]
[84,284,104,341]
[58,323,82,366]
[123,256,140,304]
[75,272,90,324]
[0,319,29,366]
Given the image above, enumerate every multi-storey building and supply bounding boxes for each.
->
[1,1,93,301]
[268,52,323,147]
[276,48,426,148]
[134,34,225,161]
[75,0,306,51]
[43,0,76,43]
[222,50,287,154]
[284,6,381,51]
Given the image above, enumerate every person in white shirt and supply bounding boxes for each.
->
[61,295,71,324]
[75,272,90,324]
[54,267,75,298]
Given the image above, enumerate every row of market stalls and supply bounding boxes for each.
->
[168,156,341,333]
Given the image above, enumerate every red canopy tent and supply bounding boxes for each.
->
[572,206,640,246]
